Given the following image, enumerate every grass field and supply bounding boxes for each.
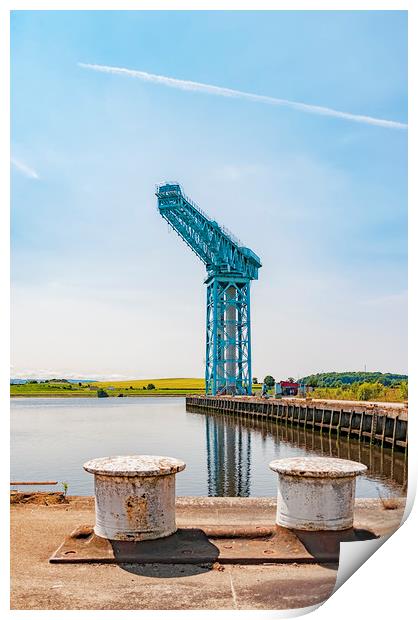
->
[96,378,205,390]
[10,379,403,401]
[10,378,206,398]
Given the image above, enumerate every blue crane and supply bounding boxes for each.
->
[156,183,262,395]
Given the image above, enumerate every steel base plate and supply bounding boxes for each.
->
[49,524,377,565]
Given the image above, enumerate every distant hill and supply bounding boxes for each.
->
[299,372,407,387]
[10,378,97,385]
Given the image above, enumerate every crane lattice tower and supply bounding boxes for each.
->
[156,183,262,396]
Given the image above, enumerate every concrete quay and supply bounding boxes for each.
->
[11,495,405,610]
[186,396,408,450]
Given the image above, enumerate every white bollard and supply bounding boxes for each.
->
[83,455,186,541]
[269,457,367,531]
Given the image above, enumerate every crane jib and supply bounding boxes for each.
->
[156,183,261,280]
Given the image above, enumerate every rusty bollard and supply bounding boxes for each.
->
[269,457,367,531]
[83,455,186,541]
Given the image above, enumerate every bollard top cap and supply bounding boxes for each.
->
[269,457,367,478]
[83,455,186,477]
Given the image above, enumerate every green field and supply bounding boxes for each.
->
[10,377,405,402]
[10,378,206,398]
[96,377,205,390]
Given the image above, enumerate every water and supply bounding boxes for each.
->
[11,397,407,498]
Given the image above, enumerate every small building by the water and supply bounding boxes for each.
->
[276,381,300,396]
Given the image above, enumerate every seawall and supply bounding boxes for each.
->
[186,395,408,450]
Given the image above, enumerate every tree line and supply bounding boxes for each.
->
[299,372,407,388]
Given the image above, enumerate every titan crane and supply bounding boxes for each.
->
[156,183,262,396]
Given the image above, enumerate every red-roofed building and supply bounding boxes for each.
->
[276,381,299,396]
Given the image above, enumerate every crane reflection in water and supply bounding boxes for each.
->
[205,416,252,496]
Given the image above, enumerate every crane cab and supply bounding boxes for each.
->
[156,183,182,208]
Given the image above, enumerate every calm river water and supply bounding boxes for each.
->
[11,397,407,497]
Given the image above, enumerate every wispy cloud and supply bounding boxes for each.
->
[11,157,39,180]
[79,62,407,130]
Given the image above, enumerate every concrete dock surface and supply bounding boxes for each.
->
[11,495,405,610]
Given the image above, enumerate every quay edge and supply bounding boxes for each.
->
[186,395,408,450]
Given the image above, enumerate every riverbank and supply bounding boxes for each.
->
[11,495,405,610]
[10,378,206,398]
[10,385,407,403]
[10,391,193,398]
[10,389,407,403]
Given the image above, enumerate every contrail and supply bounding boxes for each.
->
[79,62,407,130]
[11,157,39,179]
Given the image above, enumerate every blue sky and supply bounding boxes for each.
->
[11,10,407,380]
